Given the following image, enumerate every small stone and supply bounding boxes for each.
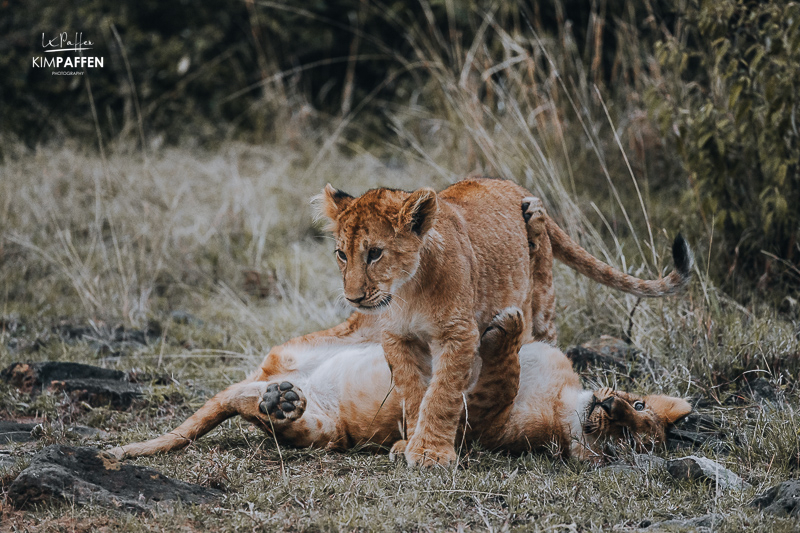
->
[666,455,750,491]
[66,426,108,439]
[751,479,800,517]
[0,421,37,443]
[0,455,18,471]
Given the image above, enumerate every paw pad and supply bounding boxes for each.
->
[259,381,304,422]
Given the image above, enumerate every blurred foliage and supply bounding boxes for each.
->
[0,0,672,148]
[648,0,800,291]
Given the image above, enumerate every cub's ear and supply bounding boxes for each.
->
[316,184,354,229]
[398,187,438,236]
[646,395,693,425]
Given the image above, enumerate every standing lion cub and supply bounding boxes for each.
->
[320,178,538,466]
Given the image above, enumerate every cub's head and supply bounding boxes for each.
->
[583,387,692,453]
[319,184,438,314]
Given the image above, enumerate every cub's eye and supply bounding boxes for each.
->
[367,248,383,263]
[633,401,645,411]
[335,250,347,262]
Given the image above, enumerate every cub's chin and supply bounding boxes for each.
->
[350,294,393,315]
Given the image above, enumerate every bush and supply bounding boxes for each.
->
[648,0,800,290]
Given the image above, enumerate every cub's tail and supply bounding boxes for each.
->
[546,217,693,298]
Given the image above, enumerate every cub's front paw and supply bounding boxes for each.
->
[388,439,407,462]
[404,437,457,468]
[259,381,306,425]
[521,197,547,251]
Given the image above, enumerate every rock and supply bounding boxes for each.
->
[0,454,18,470]
[565,336,667,380]
[1,362,127,394]
[66,425,109,440]
[751,479,800,517]
[566,336,632,373]
[642,513,724,531]
[48,378,142,409]
[743,377,779,404]
[0,421,37,443]
[666,455,751,491]
[666,412,729,454]
[1,362,142,409]
[8,445,220,512]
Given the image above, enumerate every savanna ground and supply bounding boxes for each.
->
[2,3,800,530]
[0,139,798,532]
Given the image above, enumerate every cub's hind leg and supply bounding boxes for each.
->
[463,307,524,445]
[111,379,339,458]
[522,197,556,343]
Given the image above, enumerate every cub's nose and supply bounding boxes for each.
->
[599,396,615,414]
[346,295,365,305]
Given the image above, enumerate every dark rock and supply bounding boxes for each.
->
[1,361,126,394]
[1,362,142,409]
[52,321,161,356]
[666,455,750,491]
[0,454,18,470]
[642,513,724,531]
[743,377,778,404]
[48,378,142,409]
[565,336,667,380]
[0,421,37,443]
[666,412,729,454]
[8,445,220,512]
[751,479,800,517]
[566,336,632,373]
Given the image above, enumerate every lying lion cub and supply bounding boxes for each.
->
[112,308,691,461]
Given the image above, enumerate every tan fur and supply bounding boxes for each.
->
[320,178,538,466]
[111,308,691,463]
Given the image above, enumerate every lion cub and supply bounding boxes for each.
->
[320,178,536,466]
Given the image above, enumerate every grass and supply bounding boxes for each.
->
[2,6,800,530]
[0,139,798,532]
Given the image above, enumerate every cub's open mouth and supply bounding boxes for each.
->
[358,294,393,310]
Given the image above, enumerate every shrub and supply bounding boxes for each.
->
[648,0,800,290]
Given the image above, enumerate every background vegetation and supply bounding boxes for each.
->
[1,0,799,530]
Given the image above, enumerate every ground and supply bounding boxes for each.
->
[1,143,799,532]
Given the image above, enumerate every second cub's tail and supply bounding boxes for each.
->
[547,218,693,298]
